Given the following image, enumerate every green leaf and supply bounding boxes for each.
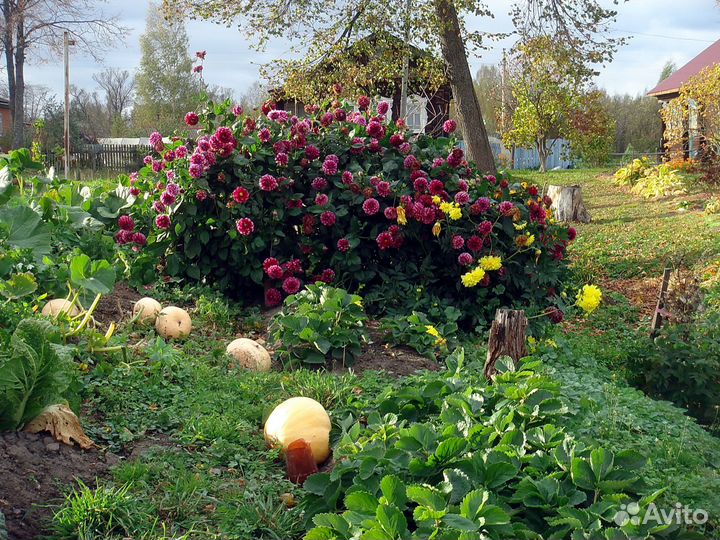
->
[375,504,407,538]
[442,513,479,532]
[0,272,37,300]
[433,437,466,462]
[406,485,446,511]
[344,491,379,514]
[571,457,596,491]
[0,319,74,430]
[0,205,51,259]
[304,527,335,540]
[312,513,351,536]
[0,166,14,204]
[589,448,614,481]
[460,489,488,520]
[380,475,407,508]
[359,528,392,540]
[69,254,116,295]
[166,254,181,276]
[314,337,332,355]
[483,461,518,489]
[95,192,133,219]
[479,505,511,526]
[304,473,332,496]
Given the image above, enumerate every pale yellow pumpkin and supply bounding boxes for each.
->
[155,306,192,339]
[226,338,272,371]
[264,397,331,464]
[133,297,162,325]
[41,299,80,318]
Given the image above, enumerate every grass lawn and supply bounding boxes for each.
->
[514,168,720,281]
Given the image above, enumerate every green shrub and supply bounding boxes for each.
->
[613,156,654,186]
[705,197,720,214]
[613,158,688,198]
[379,308,460,358]
[631,311,720,426]
[269,284,368,368]
[630,163,687,198]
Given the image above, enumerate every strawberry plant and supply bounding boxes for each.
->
[300,350,687,539]
[269,284,368,368]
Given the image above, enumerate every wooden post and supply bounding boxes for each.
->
[547,185,591,223]
[650,268,672,337]
[484,308,528,381]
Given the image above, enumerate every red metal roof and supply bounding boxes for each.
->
[648,38,720,98]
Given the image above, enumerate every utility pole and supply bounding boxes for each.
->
[63,31,75,180]
[399,0,411,119]
[500,48,507,133]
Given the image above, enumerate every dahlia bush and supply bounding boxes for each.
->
[119,96,576,327]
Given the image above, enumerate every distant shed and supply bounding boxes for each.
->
[647,38,720,158]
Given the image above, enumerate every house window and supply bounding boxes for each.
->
[406,97,427,133]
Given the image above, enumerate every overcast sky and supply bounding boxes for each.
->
[23,0,720,101]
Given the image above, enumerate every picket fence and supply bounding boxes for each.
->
[46,144,152,178]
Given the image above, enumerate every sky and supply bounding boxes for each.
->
[23,0,720,101]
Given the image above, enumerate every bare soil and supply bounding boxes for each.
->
[600,276,661,320]
[0,431,118,540]
[92,282,143,327]
[333,323,440,376]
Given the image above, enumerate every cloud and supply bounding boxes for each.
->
[20,0,720,101]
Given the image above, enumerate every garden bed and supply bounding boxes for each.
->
[0,432,117,540]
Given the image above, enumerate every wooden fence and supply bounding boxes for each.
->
[47,144,153,179]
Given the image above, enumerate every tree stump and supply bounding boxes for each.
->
[547,185,591,223]
[484,309,528,381]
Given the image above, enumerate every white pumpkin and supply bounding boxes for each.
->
[133,297,162,325]
[41,299,80,318]
[227,338,272,372]
[155,306,192,339]
[264,397,331,464]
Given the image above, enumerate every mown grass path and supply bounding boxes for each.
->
[515,168,720,281]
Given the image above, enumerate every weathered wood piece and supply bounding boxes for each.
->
[484,308,528,381]
[547,184,591,223]
[650,268,673,337]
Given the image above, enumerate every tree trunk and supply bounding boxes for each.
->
[484,308,528,381]
[433,0,496,174]
[2,0,16,139]
[12,21,25,148]
[537,139,547,172]
[547,185,591,223]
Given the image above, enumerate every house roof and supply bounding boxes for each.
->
[648,38,720,99]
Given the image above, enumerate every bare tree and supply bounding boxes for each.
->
[0,0,126,147]
[70,85,106,142]
[23,83,54,121]
[237,80,267,113]
[93,67,134,131]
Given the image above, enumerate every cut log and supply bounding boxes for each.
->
[547,184,591,223]
[484,309,528,381]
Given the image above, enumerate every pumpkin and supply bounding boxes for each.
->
[133,297,162,325]
[226,338,272,372]
[264,397,331,464]
[41,299,80,318]
[155,306,192,339]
